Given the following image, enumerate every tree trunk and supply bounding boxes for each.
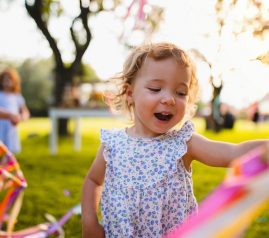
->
[25,0,92,137]
[206,81,223,132]
[54,68,73,136]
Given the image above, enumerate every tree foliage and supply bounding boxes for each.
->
[190,0,269,131]
[17,58,54,116]
[214,0,269,63]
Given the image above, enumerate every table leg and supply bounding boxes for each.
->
[50,116,58,154]
[74,117,81,151]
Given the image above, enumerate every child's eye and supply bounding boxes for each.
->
[148,88,161,92]
[176,91,187,96]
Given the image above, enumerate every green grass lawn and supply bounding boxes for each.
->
[9,117,269,237]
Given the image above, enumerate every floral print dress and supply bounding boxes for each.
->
[100,121,198,238]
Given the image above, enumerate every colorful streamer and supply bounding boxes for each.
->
[0,141,27,234]
[119,0,148,42]
[165,144,269,238]
[0,141,81,237]
[124,0,147,26]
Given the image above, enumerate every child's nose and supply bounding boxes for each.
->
[161,94,175,106]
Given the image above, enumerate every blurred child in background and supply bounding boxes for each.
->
[0,68,30,153]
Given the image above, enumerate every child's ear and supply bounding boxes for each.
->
[125,83,133,106]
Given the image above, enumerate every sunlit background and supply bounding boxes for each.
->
[1,2,269,237]
[1,0,269,110]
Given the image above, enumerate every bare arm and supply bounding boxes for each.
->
[81,144,106,238]
[0,108,20,125]
[185,133,268,167]
[19,104,30,121]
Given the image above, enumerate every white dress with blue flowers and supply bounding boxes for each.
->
[100,121,198,238]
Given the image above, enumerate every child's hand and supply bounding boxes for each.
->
[9,113,21,126]
[83,222,105,238]
[92,223,105,238]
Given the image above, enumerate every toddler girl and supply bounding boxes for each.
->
[0,68,30,153]
[81,42,268,238]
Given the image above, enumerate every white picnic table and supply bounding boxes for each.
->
[49,108,113,154]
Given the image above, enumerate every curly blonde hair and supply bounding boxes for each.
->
[107,42,199,120]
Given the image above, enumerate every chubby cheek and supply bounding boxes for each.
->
[134,99,154,119]
[135,92,155,106]
[175,100,188,118]
[136,99,152,115]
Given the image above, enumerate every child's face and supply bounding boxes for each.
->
[126,57,191,137]
[2,75,13,92]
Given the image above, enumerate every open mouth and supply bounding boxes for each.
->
[154,112,173,121]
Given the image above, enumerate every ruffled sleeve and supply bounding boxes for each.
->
[100,129,112,162]
[179,120,194,142]
[100,129,119,162]
[170,120,195,173]
[100,129,112,144]
[17,94,25,107]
